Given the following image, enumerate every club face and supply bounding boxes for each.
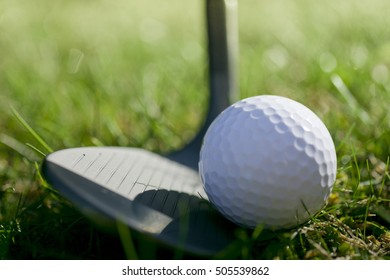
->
[42,147,236,256]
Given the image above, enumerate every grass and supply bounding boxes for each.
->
[0,0,389,259]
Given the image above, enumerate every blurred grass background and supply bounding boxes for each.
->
[0,0,389,259]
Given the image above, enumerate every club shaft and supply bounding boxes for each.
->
[206,0,239,124]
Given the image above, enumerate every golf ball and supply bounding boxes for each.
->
[199,95,337,229]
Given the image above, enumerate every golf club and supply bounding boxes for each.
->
[42,0,239,257]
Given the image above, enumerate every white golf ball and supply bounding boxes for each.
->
[199,95,337,229]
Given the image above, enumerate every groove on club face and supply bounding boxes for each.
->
[43,147,235,256]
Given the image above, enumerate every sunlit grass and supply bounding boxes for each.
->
[0,0,389,259]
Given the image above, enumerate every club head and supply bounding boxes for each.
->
[42,147,237,256]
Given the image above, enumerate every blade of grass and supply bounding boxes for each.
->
[363,159,374,241]
[10,106,53,154]
[116,220,138,260]
[351,145,361,198]
[0,133,40,161]
[251,224,264,240]
[331,74,370,124]
[366,159,375,195]
[34,162,60,195]
[363,196,373,241]
[379,156,389,197]
[26,143,47,158]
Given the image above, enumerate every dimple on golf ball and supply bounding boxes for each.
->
[199,95,337,229]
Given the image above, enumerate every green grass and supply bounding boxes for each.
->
[1,0,389,259]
